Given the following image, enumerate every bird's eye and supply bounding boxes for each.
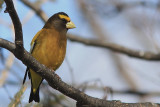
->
[62,18,67,23]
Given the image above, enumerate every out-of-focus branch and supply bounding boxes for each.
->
[20,0,160,61]
[21,0,48,22]
[65,57,75,85]
[80,84,160,97]
[5,80,160,97]
[0,48,4,63]
[114,90,159,97]
[68,34,160,61]
[78,0,107,40]
[8,85,27,107]
[0,53,14,87]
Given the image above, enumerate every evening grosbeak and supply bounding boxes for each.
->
[23,12,76,103]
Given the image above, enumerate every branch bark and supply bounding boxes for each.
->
[1,0,160,106]
[4,0,24,58]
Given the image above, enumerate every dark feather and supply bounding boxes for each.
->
[29,86,40,103]
[23,68,29,84]
[28,70,31,79]
[29,77,43,103]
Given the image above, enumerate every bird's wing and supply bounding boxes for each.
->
[30,29,41,53]
[23,29,44,84]
[23,67,31,84]
[23,41,36,84]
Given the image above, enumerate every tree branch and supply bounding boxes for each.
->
[1,0,160,106]
[4,0,24,57]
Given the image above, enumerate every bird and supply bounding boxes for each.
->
[23,12,76,103]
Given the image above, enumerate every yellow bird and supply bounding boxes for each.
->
[23,12,76,103]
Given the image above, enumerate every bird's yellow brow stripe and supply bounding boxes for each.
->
[59,14,70,22]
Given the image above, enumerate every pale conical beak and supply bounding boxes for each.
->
[66,21,76,29]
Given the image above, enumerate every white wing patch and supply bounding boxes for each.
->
[30,42,35,53]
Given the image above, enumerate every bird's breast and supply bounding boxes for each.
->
[43,32,67,70]
[31,29,67,71]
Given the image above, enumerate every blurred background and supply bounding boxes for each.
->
[0,0,160,106]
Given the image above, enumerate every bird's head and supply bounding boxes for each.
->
[43,12,76,32]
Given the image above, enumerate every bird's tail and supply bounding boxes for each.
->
[29,87,40,103]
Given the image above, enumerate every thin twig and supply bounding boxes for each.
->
[0,53,14,87]
[8,85,27,107]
